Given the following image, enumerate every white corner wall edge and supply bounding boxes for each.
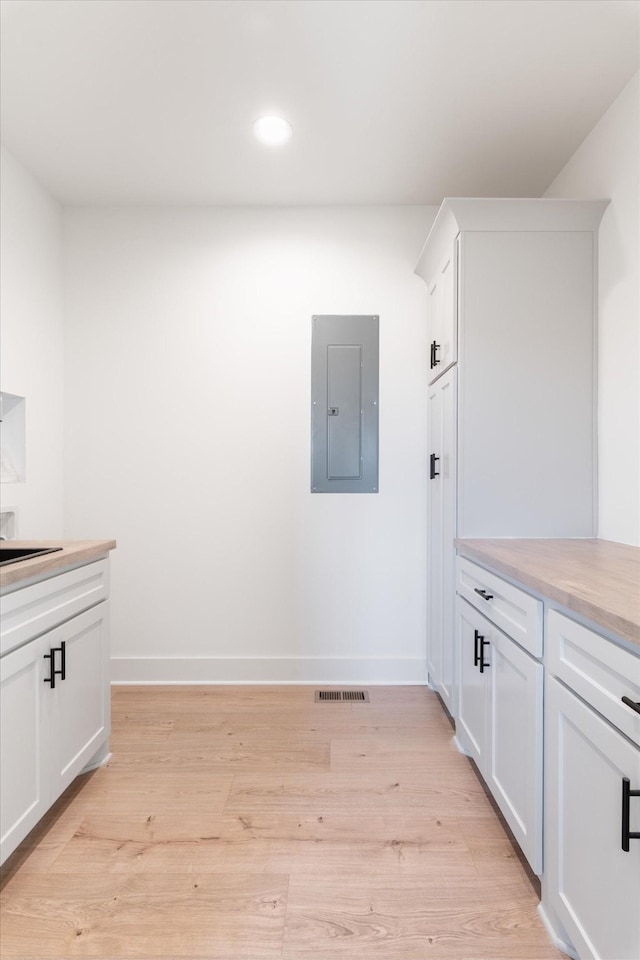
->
[110,657,427,685]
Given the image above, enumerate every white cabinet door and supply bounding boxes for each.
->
[427,248,457,385]
[457,595,542,873]
[546,677,640,960]
[427,368,457,715]
[487,630,543,873]
[427,380,443,688]
[439,368,457,713]
[49,601,110,801]
[456,598,488,767]
[0,637,50,863]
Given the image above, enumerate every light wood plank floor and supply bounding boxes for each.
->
[0,685,564,959]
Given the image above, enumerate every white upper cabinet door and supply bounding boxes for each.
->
[487,629,543,873]
[0,636,50,864]
[427,247,458,384]
[427,274,443,384]
[546,677,640,960]
[49,601,111,801]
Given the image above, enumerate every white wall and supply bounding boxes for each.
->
[0,145,65,537]
[545,72,640,547]
[63,206,435,682]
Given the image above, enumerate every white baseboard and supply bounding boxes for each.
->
[110,656,427,685]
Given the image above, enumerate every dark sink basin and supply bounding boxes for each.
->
[0,546,63,567]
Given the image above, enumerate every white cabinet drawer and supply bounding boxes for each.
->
[0,560,109,657]
[548,610,640,747]
[456,556,542,657]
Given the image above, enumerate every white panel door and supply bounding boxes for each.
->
[49,601,110,801]
[439,367,457,714]
[427,249,457,385]
[427,273,443,385]
[0,636,50,863]
[487,630,543,873]
[456,598,488,767]
[427,380,442,688]
[438,247,457,374]
[546,677,640,960]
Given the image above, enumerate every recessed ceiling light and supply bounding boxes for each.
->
[252,115,293,147]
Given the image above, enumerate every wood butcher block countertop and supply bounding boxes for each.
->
[0,539,116,591]
[456,538,640,650]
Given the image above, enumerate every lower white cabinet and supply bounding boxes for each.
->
[0,637,50,858]
[543,610,640,960]
[545,676,640,960]
[0,598,110,864]
[457,596,543,873]
[457,598,489,767]
[455,550,640,959]
[47,602,111,801]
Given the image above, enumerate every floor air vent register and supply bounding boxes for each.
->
[314,690,370,702]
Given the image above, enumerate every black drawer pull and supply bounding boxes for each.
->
[474,587,494,601]
[429,453,440,479]
[430,341,440,369]
[622,777,640,852]
[622,696,640,716]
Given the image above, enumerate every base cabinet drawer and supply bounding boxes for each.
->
[0,560,109,657]
[548,609,640,746]
[545,676,640,960]
[457,597,543,873]
[457,556,542,657]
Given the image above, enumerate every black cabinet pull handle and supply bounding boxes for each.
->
[622,696,640,716]
[622,777,640,852]
[43,642,66,689]
[474,629,482,667]
[43,650,56,688]
[474,587,494,601]
[479,638,490,673]
[430,341,440,369]
[429,453,440,479]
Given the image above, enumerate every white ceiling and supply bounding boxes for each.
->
[1,0,638,205]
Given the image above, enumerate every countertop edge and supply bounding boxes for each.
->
[456,539,640,649]
[0,540,117,591]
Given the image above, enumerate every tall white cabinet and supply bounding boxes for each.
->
[415,199,607,716]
